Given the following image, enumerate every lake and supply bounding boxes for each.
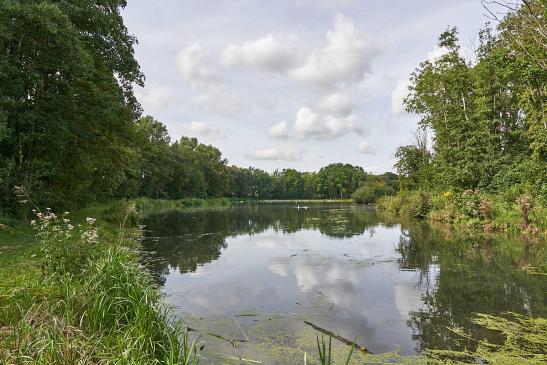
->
[141,203,546,364]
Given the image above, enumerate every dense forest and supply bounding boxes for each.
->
[131,115,398,201]
[394,1,546,197]
[381,0,547,234]
[0,1,395,214]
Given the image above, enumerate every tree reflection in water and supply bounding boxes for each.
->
[397,222,546,352]
[141,204,546,354]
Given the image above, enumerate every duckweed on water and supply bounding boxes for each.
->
[425,313,547,364]
[182,312,429,364]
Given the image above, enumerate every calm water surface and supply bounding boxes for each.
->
[141,204,546,363]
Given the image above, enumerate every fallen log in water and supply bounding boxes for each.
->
[303,320,371,354]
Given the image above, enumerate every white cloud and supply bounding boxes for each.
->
[268,121,290,139]
[221,34,297,73]
[295,0,355,9]
[134,85,171,112]
[293,106,363,140]
[357,141,373,154]
[177,44,246,115]
[318,92,353,116]
[191,87,245,115]
[249,148,304,161]
[391,77,411,115]
[177,44,219,86]
[290,14,381,88]
[178,121,224,139]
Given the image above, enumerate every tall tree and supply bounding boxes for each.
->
[0,0,143,209]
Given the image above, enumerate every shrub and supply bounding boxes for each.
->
[353,184,383,204]
[479,199,492,221]
[517,194,532,228]
[414,192,431,218]
[456,190,482,218]
[32,208,97,278]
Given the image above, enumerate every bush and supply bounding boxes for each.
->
[353,184,383,204]
[32,209,98,278]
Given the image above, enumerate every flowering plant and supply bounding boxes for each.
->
[32,208,99,277]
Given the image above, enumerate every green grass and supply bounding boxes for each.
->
[136,197,232,215]
[312,334,355,365]
[0,201,199,364]
[377,190,547,238]
[136,198,356,218]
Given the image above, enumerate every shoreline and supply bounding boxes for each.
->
[376,190,547,239]
[1,199,545,364]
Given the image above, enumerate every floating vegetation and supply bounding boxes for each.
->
[425,312,547,364]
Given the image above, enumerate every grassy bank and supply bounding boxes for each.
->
[136,197,356,216]
[0,201,199,364]
[377,190,547,237]
[260,199,354,204]
[136,197,233,212]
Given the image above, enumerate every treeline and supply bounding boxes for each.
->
[394,1,546,197]
[0,1,394,213]
[1,1,144,211]
[384,1,546,234]
[128,116,399,201]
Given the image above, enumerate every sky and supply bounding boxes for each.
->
[122,0,488,173]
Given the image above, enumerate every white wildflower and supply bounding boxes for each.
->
[81,228,98,244]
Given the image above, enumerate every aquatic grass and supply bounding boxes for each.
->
[311,334,355,365]
[136,197,232,215]
[425,313,547,364]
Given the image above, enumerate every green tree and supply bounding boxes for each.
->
[281,169,304,199]
[168,137,228,199]
[0,0,143,210]
[134,116,173,199]
[315,164,367,199]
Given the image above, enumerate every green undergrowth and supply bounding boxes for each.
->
[0,201,199,364]
[377,190,547,238]
[136,198,355,217]
[136,197,233,214]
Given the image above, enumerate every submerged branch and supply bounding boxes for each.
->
[303,320,371,354]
